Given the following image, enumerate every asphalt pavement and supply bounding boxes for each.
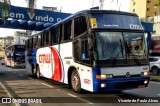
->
[0,64,159,106]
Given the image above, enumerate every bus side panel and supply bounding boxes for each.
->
[79,65,93,92]
[59,42,72,83]
[36,47,53,79]
[32,49,37,64]
[59,42,94,91]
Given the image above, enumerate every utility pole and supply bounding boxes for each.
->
[99,0,104,10]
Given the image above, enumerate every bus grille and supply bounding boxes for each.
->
[115,81,144,89]
[113,74,141,78]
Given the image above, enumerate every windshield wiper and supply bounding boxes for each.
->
[125,42,142,66]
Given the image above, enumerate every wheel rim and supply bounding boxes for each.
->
[71,71,80,91]
[152,68,158,75]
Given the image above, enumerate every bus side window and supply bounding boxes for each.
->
[41,34,44,47]
[52,28,56,44]
[73,40,80,61]
[48,30,52,46]
[25,40,28,51]
[37,35,41,48]
[63,20,72,41]
[29,38,33,50]
[56,26,62,43]
[81,39,89,60]
[45,31,50,46]
[43,33,46,46]
[33,36,37,49]
[59,25,63,43]
[74,16,87,38]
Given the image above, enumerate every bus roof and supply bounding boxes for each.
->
[27,10,139,39]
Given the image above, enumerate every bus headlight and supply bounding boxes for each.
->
[141,72,149,76]
[96,74,113,79]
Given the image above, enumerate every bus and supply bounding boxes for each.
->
[25,10,150,93]
[5,44,25,68]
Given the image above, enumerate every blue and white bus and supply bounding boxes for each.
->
[25,10,150,93]
[5,44,25,68]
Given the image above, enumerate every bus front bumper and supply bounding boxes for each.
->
[93,76,150,92]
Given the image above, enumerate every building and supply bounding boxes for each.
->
[0,36,14,58]
[2,36,14,48]
[130,0,159,18]
[14,30,31,44]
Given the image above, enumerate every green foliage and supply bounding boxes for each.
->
[150,76,160,82]
[26,0,37,19]
[0,0,11,21]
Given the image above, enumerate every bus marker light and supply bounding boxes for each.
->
[96,75,101,79]
[96,74,113,79]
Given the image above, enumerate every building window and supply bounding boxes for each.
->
[154,4,157,8]
[133,9,135,12]
[154,12,157,16]
[147,8,150,11]
[147,0,151,3]
[133,2,136,5]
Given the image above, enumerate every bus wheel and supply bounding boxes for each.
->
[32,65,36,77]
[71,70,81,93]
[36,66,40,79]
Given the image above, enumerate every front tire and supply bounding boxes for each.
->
[152,67,159,76]
[71,70,82,93]
[36,65,40,79]
[32,65,36,77]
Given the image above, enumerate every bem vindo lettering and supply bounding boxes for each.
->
[8,12,61,23]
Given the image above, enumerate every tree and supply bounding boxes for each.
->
[25,0,37,19]
[0,0,11,22]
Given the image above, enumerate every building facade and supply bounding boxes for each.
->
[130,0,159,18]
[0,36,14,58]
[14,30,31,44]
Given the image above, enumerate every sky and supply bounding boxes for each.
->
[0,0,130,37]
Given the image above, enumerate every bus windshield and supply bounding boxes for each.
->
[14,54,25,63]
[95,32,147,61]
[14,45,25,52]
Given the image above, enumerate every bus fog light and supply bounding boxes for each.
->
[101,83,106,88]
[144,80,148,84]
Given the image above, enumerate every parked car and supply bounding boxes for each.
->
[1,59,5,65]
[149,56,160,76]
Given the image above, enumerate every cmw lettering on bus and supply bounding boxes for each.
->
[39,54,51,63]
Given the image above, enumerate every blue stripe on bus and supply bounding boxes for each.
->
[32,48,38,64]
[92,68,150,92]
[92,67,101,92]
